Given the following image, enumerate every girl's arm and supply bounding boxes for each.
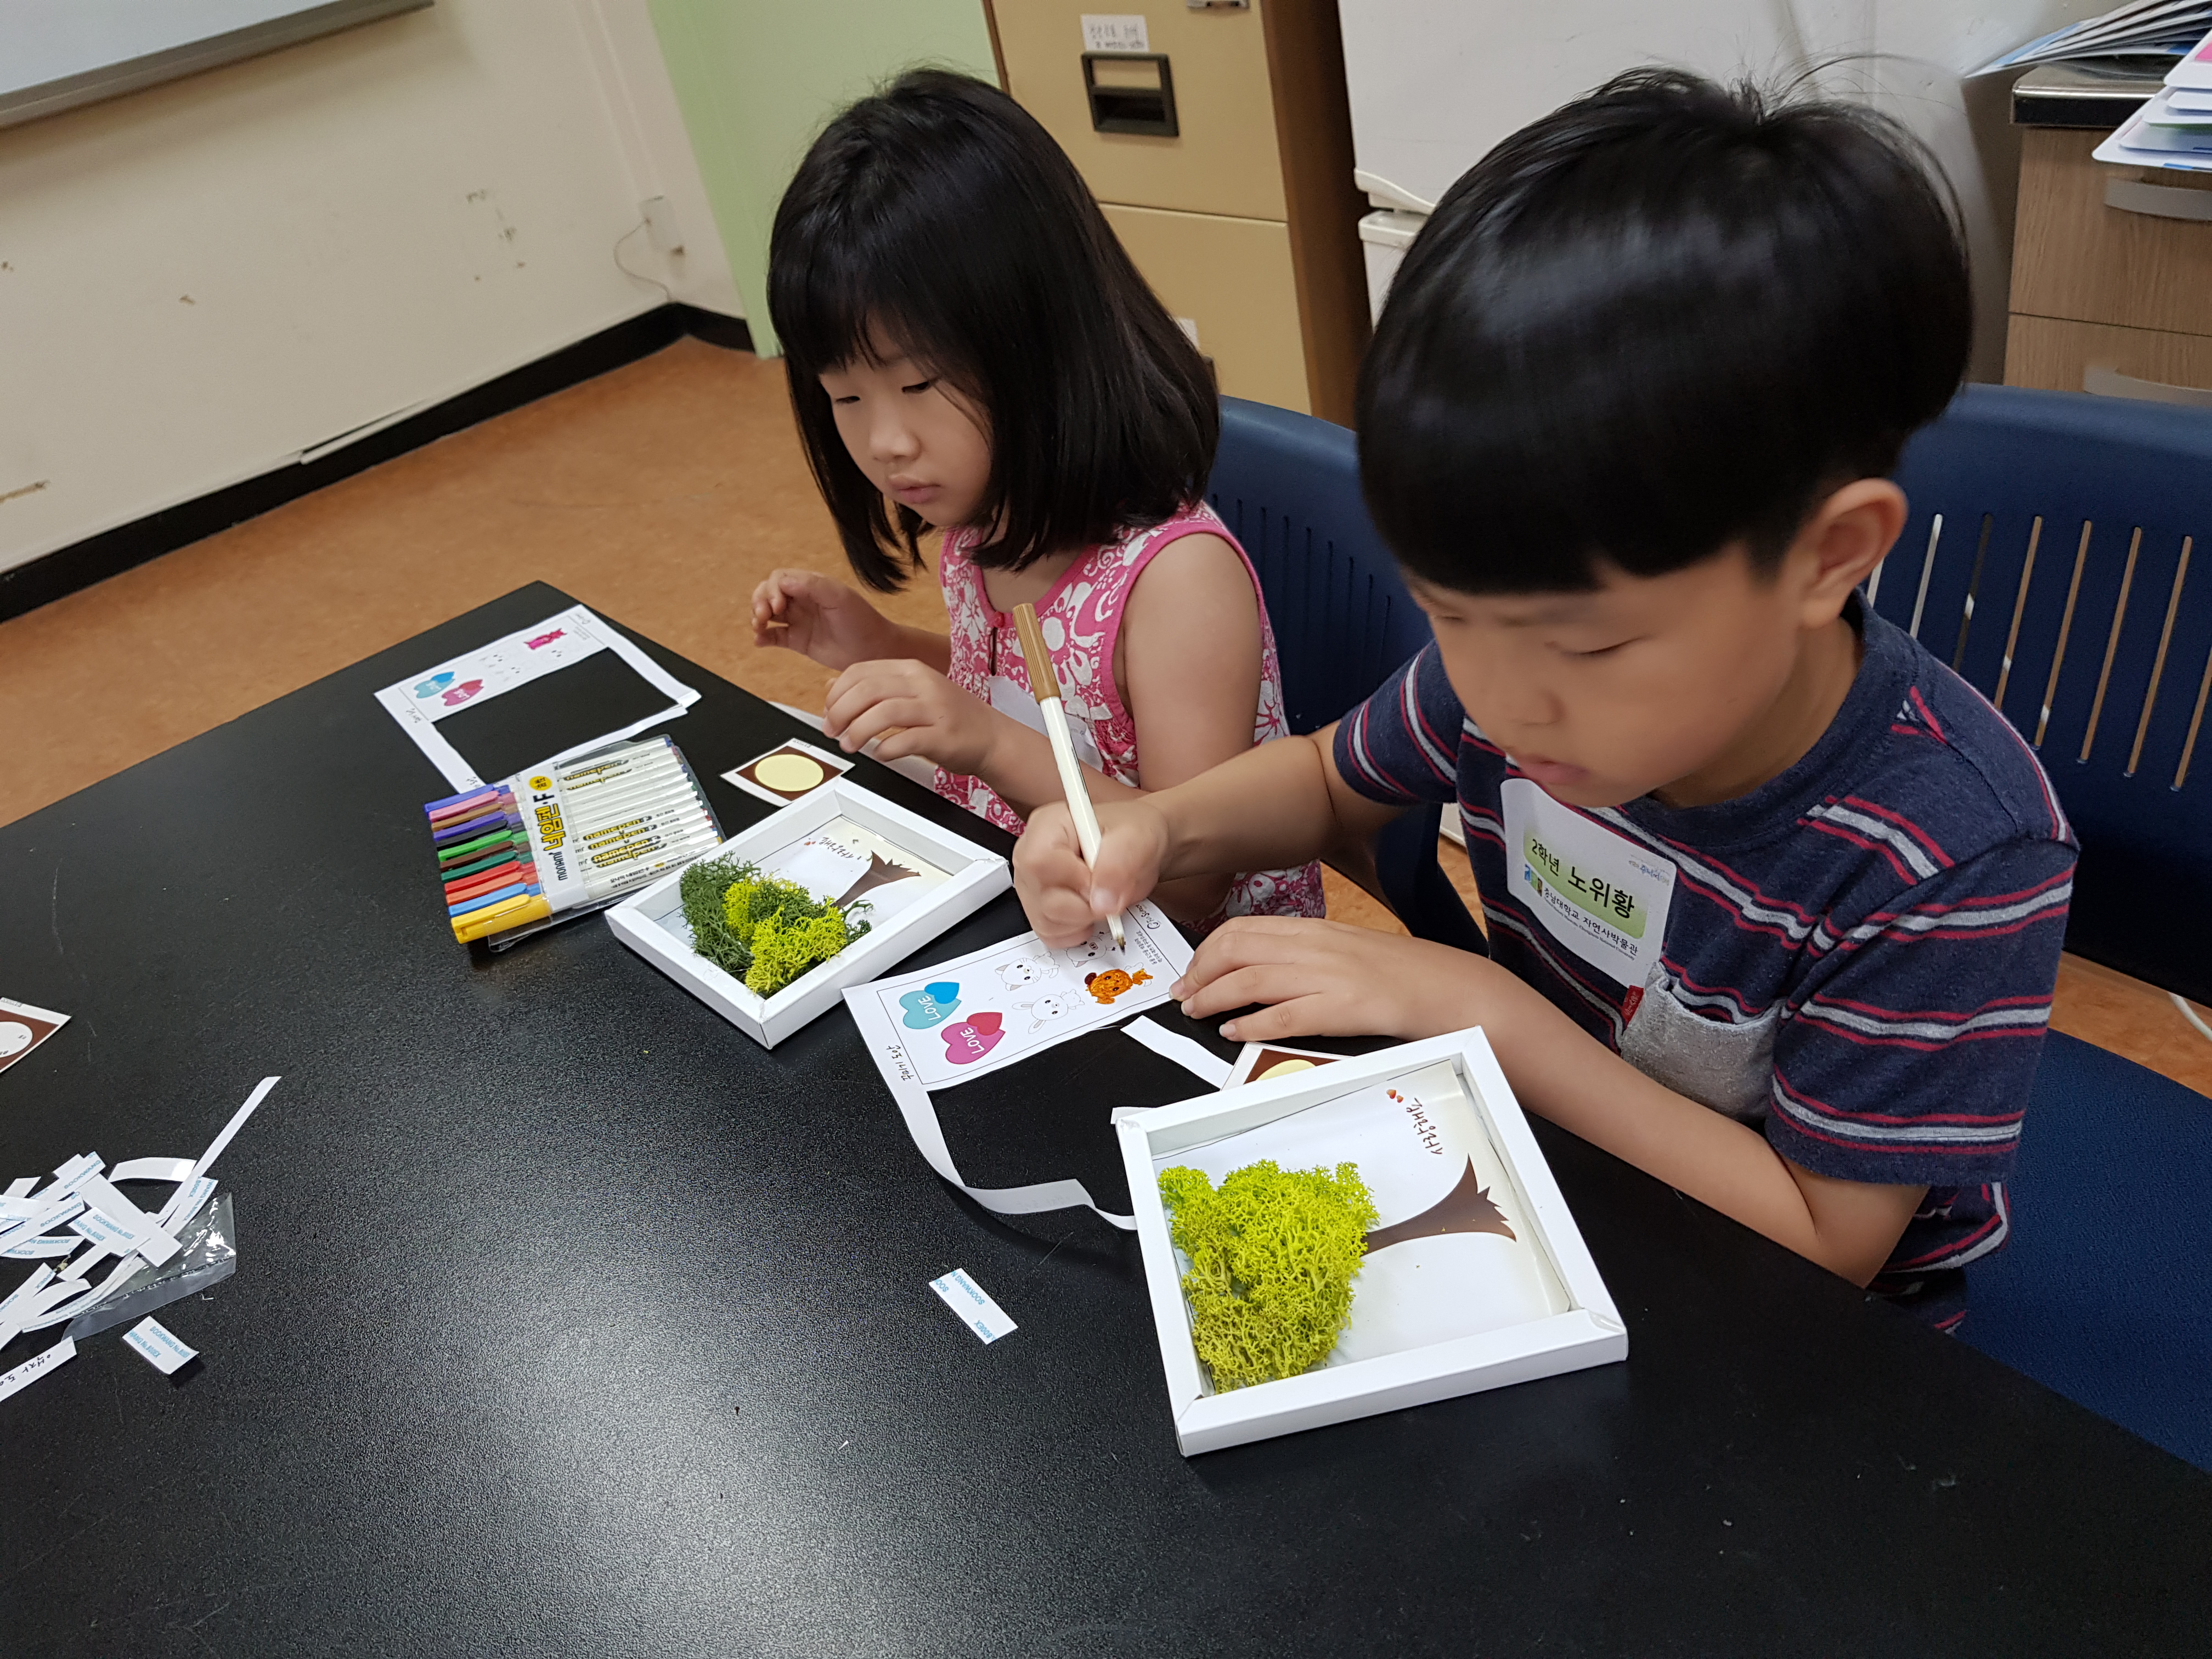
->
[752,569,950,673]
[826,535,1310,923]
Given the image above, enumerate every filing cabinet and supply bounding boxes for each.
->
[2008,124,2212,404]
[986,1,1369,422]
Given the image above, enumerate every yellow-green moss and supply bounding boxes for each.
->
[1158,1160,1376,1392]
[678,854,868,996]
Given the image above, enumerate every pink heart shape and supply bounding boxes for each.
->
[941,1016,1005,1065]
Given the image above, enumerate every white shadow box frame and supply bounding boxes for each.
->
[605,780,1011,1048]
[1118,1027,1626,1456]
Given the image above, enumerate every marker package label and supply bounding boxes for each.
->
[513,742,720,910]
[424,736,722,945]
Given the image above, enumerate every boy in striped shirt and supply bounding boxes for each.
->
[1011,72,2075,1322]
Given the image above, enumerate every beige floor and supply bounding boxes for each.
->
[5,337,2209,1098]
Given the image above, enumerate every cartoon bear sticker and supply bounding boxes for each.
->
[1083,968,1152,1006]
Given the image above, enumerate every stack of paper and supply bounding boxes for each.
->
[2098,31,2212,169]
[0,1077,273,1406]
[1976,2,2212,76]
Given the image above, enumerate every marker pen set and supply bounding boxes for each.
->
[423,735,722,946]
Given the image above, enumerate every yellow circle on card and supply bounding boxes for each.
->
[754,753,827,793]
[1256,1058,1318,1081]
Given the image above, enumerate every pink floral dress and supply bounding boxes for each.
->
[935,503,1325,930]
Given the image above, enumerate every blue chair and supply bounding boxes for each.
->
[1967,1031,2211,1469]
[1887,385,2212,1006]
[1889,385,2212,1470]
[1205,397,1484,953]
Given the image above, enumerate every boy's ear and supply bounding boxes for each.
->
[1792,478,1908,625]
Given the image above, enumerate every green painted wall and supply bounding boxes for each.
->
[647,0,998,356]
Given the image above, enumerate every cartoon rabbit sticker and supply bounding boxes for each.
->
[1016,993,1071,1032]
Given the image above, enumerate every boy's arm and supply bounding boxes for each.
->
[1013,722,1408,944]
[1176,835,2075,1285]
[1172,921,1925,1283]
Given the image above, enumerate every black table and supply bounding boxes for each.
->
[3,583,2207,1658]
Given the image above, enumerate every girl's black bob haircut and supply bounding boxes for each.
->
[769,69,1218,591]
[1358,69,1972,595]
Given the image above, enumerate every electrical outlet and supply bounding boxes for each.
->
[641,195,684,256]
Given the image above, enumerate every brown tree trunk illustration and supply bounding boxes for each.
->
[833,851,921,911]
[1365,1158,1516,1252]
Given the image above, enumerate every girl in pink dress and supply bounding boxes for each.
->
[749,70,1322,931]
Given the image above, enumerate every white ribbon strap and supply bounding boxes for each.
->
[881,1064,1135,1231]
[1121,1016,1232,1088]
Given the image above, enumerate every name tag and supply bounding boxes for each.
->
[1500,779,1677,987]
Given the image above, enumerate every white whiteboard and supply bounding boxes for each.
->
[0,0,430,128]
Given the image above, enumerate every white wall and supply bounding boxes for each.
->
[0,0,739,575]
[1339,0,2111,382]
[1855,0,2098,381]
[574,0,742,321]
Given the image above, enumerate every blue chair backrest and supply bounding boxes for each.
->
[1205,397,1433,735]
[1889,385,2212,1006]
[1206,397,1482,952]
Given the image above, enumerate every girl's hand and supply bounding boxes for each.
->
[822,660,1000,775]
[751,570,900,669]
[1014,799,1171,947]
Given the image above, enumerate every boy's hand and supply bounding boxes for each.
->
[822,660,997,774]
[1172,917,1505,1043]
[1014,800,1171,947]
[751,570,899,669]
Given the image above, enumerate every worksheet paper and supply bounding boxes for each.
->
[847,905,1189,1089]
[845,904,1193,1228]
[373,605,701,792]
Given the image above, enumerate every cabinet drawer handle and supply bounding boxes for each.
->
[2084,364,2212,406]
[2105,178,2212,222]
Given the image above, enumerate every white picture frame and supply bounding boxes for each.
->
[605,780,1011,1048]
[1118,1028,1625,1456]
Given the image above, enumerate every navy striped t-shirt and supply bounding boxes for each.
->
[1333,602,2078,1322]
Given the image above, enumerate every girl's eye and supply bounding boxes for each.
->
[901,379,934,394]
[1565,640,1630,659]
[830,394,860,406]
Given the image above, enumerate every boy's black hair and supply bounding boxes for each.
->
[769,69,1217,591]
[1358,70,1972,595]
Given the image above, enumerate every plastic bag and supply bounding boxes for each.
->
[67,1192,235,1340]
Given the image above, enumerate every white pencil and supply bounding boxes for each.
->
[1014,603,1126,949]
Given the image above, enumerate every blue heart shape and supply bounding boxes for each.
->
[413,671,456,698]
[900,981,962,1028]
